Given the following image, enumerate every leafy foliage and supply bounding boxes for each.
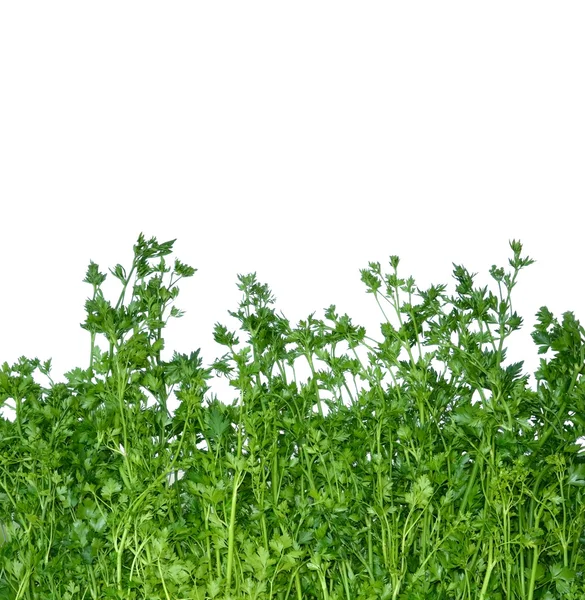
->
[1,235,584,599]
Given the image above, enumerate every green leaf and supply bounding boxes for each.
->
[173,258,197,278]
[83,260,107,287]
[405,475,433,508]
[101,478,122,500]
[567,464,585,486]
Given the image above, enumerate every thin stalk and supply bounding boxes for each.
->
[478,537,495,600]
[116,523,131,591]
[226,392,245,592]
[527,504,546,600]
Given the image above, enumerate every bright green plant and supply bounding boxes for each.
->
[0,234,584,599]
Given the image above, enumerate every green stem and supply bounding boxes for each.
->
[478,538,495,600]
[527,504,546,600]
[116,523,130,590]
[225,469,243,591]
[226,393,245,592]
[459,454,481,517]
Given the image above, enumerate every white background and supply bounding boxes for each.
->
[1,3,584,418]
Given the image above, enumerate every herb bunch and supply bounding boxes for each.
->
[1,235,583,599]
